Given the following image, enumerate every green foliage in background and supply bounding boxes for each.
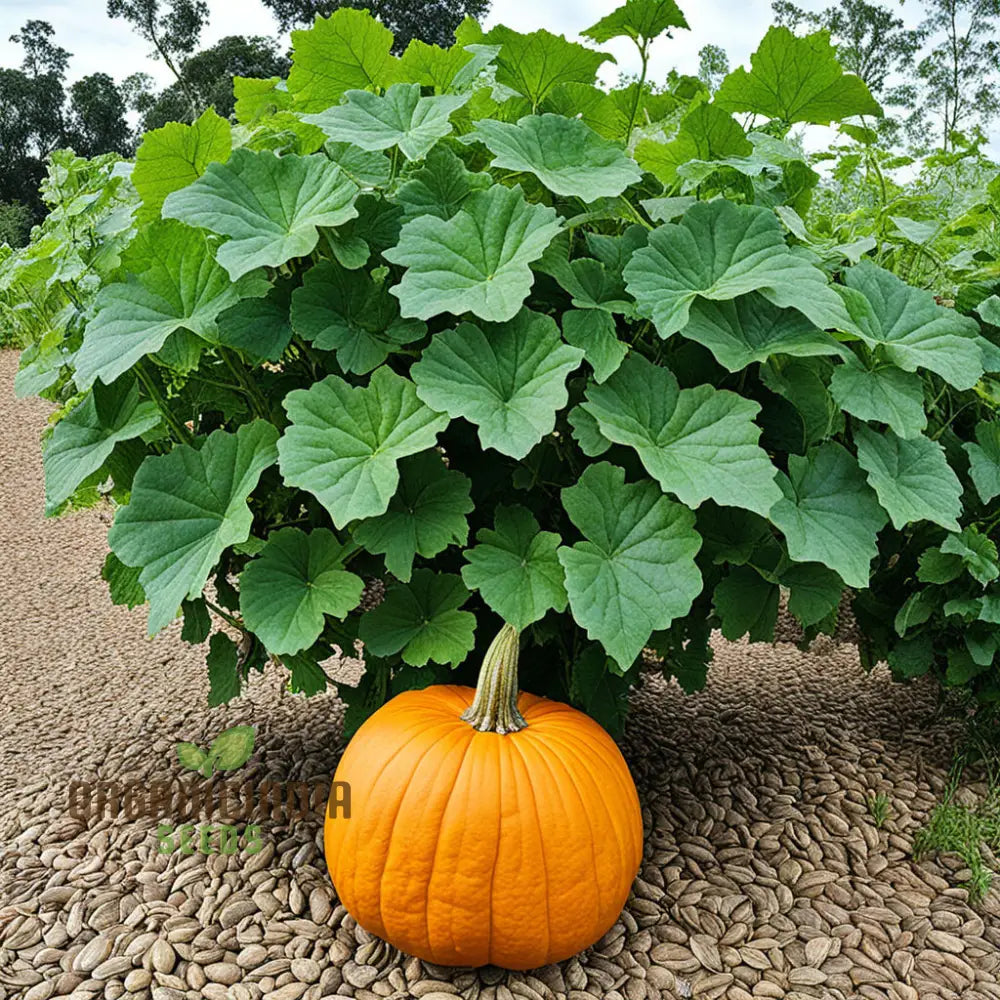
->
[4,1,1000,740]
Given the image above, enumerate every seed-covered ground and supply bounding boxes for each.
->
[1,347,998,1000]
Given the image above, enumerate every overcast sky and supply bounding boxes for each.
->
[0,0,902,90]
[0,0,967,156]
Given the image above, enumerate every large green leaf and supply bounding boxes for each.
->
[941,527,999,585]
[623,199,852,339]
[461,505,567,629]
[287,8,398,112]
[43,378,161,508]
[838,261,984,389]
[581,0,688,43]
[581,353,781,515]
[384,183,562,322]
[304,84,469,160]
[557,462,703,669]
[108,420,279,635]
[829,355,927,439]
[781,563,844,628]
[396,145,492,221]
[162,148,359,280]
[102,551,146,609]
[715,26,882,125]
[681,293,845,372]
[291,260,425,374]
[278,367,449,528]
[636,102,750,185]
[713,566,778,642]
[769,442,887,588]
[854,426,962,532]
[410,308,583,459]
[394,38,499,93]
[466,114,642,201]
[74,220,268,389]
[964,420,1000,503]
[239,528,363,655]
[214,287,293,362]
[132,108,231,224]
[358,570,475,666]
[353,451,473,581]
[562,309,627,383]
[483,25,614,107]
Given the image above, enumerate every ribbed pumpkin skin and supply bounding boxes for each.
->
[324,684,643,970]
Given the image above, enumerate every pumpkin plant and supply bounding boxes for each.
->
[324,624,643,968]
[7,1,1000,765]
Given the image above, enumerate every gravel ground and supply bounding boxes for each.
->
[1,346,999,1000]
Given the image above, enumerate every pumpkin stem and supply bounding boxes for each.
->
[461,623,527,734]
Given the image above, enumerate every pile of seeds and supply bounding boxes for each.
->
[2,348,999,1000]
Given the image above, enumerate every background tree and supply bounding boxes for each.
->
[65,74,132,157]
[771,0,922,97]
[912,0,1000,150]
[697,43,729,93]
[0,201,33,248]
[0,21,73,224]
[105,0,208,113]
[139,35,290,129]
[257,0,490,51]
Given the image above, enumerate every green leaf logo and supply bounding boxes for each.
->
[175,725,256,778]
[207,725,257,772]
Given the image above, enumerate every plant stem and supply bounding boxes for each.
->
[625,38,650,145]
[220,348,269,418]
[461,624,527,734]
[204,598,243,631]
[135,361,194,445]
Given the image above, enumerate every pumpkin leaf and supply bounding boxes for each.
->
[623,199,853,339]
[239,528,364,655]
[108,421,279,635]
[358,569,475,666]
[206,631,242,706]
[303,83,469,161]
[43,377,161,508]
[558,461,703,669]
[829,355,927,439]
[636,102,750,185]
[854,426,962,531]
[384,183,563,322]
[102,552,146,609]
[466,114,642,201]
[581,0,688,44]
[917,547,965,584]
[162,148,360,280]
[838,261,984,389]
[483,25,615,106]
[132,108,231,224]
[580,353,781,516]
[410,308,583,459]
[714,26,882,125]
[941,527,999,585]
[278,367,449,529]
[74,220,268,389]
[681,293,845,372]
[396,145,492,221]
[768,442,888,588]
[461,505,568,629]
[287,8,398,112]
[782,563,844,628]
[353,451,473,582]
[561,309,627,383]
[713,565,779,642]
[963,420,1000,503]
[291,260,425,375]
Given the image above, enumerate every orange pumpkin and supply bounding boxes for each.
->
[324,624,643,969]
